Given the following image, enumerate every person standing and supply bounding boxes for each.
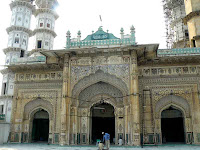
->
[103,133,110,150]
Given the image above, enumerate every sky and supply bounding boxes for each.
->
[0,0,167,88]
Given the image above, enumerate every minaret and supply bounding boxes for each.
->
[0,0,35,144]
[4,0,35,65]
[33,0,59,51]
[184,0,200,47]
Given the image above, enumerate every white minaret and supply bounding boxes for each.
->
[4,0,35,65]
[0,0,35,144]
[33,0,59,50]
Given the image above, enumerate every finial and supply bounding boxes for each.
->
[107,30,109,33]
[77,30,81,36]
[120,27,124,33]
[130,25,135,32]
[92,31,94,34]
[66,30,71,36]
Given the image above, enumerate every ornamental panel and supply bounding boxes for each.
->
[71,64,130,90]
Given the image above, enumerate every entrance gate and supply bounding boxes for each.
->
[90,103,115,144]
[161,106,185,143]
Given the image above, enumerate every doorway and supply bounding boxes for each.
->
[161,106,185,144]
[91,103,115,144]
[32,109,49,142]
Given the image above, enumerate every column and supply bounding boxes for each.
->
[130,50,140,146]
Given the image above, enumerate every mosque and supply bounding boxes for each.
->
[0,0,200,146]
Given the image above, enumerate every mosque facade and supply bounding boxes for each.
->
[0,0,200,146]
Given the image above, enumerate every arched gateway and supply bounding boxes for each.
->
[155,95,190,144]
[70,71,128,145]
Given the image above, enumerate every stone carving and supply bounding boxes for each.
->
[78,82,123,107]
[72,70,128,99]
[71,64,130,90]
[71,56,130,66]
[139,66,199,77]
[19,90,58,102]
[24,98,53,120]
[155,95,190,118]
[16,72,63,81]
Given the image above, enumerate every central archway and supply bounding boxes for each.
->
[31,109,49,143]
[90,103,115,144]
[161,106,185,144]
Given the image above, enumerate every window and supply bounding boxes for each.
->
[192,39,196,47]
[15,37,19,44]
[22,39,26,46]
[37,40,42,49]
[20,50,25,58]
[40,23,43,27]
[2,83,7,95]
[0,105,4,114]
[47,23,50,28]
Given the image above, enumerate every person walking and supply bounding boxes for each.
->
[103,133,110,150]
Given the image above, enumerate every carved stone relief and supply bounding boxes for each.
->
[71,64,130,90]
[78,82,123,107]
[24,98,53,120]
[72,70,128,100]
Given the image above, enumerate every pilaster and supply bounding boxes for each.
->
[60,54,70,145]
[130,50,140,146]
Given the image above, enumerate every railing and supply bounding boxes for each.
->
[157,48,200,57]
[0,114,5,121]
[66,38,136,49]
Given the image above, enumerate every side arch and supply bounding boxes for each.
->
[24,98,53,120]
[155,95,190,118]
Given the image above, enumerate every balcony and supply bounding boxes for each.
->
[0,114,5,121]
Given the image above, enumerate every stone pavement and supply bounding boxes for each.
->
[0,144,200,150]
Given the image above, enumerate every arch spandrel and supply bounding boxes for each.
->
[155,95,190,118]
[72,70,128,99]
[24,98,53,120]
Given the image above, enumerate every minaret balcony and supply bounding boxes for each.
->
[33,28,57,38]
[6,26,33,37]
[34,8,59,20]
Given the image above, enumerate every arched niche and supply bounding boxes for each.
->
[72,70,128,99]
[24,98,53,120]
[155,95,190,118]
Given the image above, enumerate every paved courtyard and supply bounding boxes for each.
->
[0,144,200,150]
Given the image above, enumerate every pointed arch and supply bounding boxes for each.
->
[72,70,128,98]
[155,95,190,118]
[24,98,53,120]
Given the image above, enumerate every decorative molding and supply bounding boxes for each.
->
[71,64,130,91]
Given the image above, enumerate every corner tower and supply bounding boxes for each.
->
[0,0,35,144]
[184,0,200,47]
[33,0,59,51]
[4,0,35,65]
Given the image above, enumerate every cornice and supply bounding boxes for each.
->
[33,28,57,38]
[34,8,59,20]
[183,10,200,24]
[0,68,13,75]
[3,47,22,54]
[10,1,35,13]
[6,26,33,37]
